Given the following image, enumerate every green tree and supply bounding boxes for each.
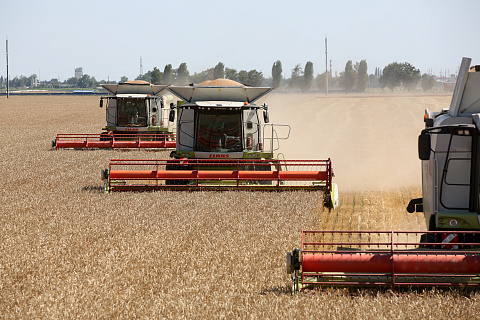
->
[289,64,303,90]
[401,62,421,91]
[238,70,248,84]
[150,67,163,84]
[302,61,314,92]
[120,76,128,83]
[380,62,402,91]
[272,60,283,88]
[163,64,174,84]
[344,60,355,92]
[225,68,238,81]
[316,71,334,92]
[356,60,368,92]
[191,71,209,84]
[247,69,264,86]
[77,74,92,88]
[380,62,420,91]
[49,78,60,88]
[176,63,189,85]
[213,62,225,79]
[66,77,78,87]
[421,73,435,92]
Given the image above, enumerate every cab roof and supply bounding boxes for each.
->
[102,81,167,95]
[168,80,272,103]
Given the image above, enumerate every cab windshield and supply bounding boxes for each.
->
[117,98,147,127]
[197,109,242,152]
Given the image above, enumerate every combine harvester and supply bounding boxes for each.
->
[52,80,176,150]
[286,57,480,291]
[101,79,338,208]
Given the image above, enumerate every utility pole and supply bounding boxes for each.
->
[6,37,9,98]
[325,35,328,96]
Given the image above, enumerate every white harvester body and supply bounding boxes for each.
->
[410,57,480,231]
[167,80,290,160]
[101,81,175,133]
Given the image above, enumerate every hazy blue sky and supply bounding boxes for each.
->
[1,0,479,82]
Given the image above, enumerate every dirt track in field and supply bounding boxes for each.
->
[1,94,479,319]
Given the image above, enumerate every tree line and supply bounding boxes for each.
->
[0,60,438,92]
[135,62,264,87]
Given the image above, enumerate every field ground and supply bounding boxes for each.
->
[1,94,479,319]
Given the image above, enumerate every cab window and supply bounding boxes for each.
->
[117,98,147,127]
[197,109,242,152]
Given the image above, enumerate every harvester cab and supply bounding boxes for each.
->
[167,79,288,160]
[52,80,176,150]
[101,79,337,209]
[286,58,480,292]
[100,80,175,135]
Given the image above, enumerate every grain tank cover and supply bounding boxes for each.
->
[449,57,480,116]
[102,81,167,95]
[168,79,272,103]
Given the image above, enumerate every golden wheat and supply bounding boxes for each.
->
[1,94,478,319]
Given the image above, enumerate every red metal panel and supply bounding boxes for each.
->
[197,170,238,179]
[303,253,480,274]
[279,171,329,180]
[86,141,113,148]
[238,171,278,180]
[139,141,166,148]
[110,170,157,179]
[56,141,87,149]
[157,170,197,179]
[113,140,139,148]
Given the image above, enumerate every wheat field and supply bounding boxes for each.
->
[1,94,479,319]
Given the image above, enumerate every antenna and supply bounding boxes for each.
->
[6,36,9,99]
[325,35,328,96]
[140,56,143,77]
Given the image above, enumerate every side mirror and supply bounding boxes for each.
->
[100,99,103,108]
[418,132,431,160]
[169,109,175,122]
[263,110,269,123]
[263,103,269,123]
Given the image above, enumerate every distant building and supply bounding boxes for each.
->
[31,74,38,88]
[75,67,83,79]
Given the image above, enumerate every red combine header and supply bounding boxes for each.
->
[102,158,333,193]
[287,230,480,291]
[53,133,175,150]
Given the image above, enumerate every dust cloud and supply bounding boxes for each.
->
[260,92,452,192]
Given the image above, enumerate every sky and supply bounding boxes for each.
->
[1,0,479,82]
